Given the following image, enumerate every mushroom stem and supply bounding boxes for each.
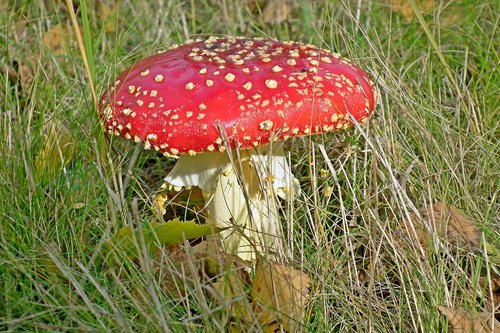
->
[207,152,280,261]
[164,143,296,261]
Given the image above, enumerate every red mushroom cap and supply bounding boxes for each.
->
[99,36,377,156]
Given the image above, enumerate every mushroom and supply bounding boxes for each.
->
[99,36,377,261]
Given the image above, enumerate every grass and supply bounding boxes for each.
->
[1,0,498,331]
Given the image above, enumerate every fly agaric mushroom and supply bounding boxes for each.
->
[99,36,377,261]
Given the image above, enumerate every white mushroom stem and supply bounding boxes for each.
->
[163,142,297,261]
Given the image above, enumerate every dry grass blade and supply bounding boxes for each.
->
[44,244,107,328]
[65,0,97,108]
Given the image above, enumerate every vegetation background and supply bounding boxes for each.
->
[1,0,498,332]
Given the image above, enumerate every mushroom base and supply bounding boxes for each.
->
[163,143,296,261]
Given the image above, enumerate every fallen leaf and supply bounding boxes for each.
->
[5,20,35,91]
[43,23,71,55]
[385,0,460,26]
[13,20,27,41]
[385,0,434,22]
[151,219,223,246]
[153,239,250,299]
[262,0,294,24]
[209,267,253,323]
[422,203,480,249]
[34,246,66,283]
[152,244,210,298]
[189,239,248,277]
[18,62,34,89]
[108,219,223,262]
[251,259,312,332]
[400,202,481,251]
[6,60,34,92]
[34,121,76,181]
[441,12,460,27]
[98,2,118,34]
[72,202,85,209]
[437,306,500,333]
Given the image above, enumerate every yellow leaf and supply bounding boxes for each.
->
[72,202,85,209]
[151,219,223,246]
[109,219,223,262]
[437,306,500,333]
[34,121,76,181]
[251,259,312,331]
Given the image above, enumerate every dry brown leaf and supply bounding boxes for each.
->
[35,121,77,180]
[441,12,460,27]
[42,23,82,56]
[5,20,36,91]
[151,240,250,299]
[5,60,34,92]
[151,245,198,298]
[262,0,294,24]
[437,306,500,333]
[43,24,71,55]
[13,20,27,41]
[385,0,434,22]
[34,246,67,283]
[401,202,480,251]
[385,0,460,26]
[98,2,119,34]
[18,63,34,89]
[209,269,253,323]
[422,203,480,249]
[251,259,312,332]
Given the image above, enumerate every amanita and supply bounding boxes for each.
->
[99,36,377,261]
